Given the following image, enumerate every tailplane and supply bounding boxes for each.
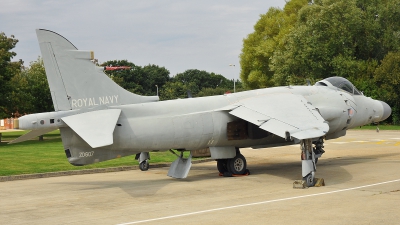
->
[36,29,158,111]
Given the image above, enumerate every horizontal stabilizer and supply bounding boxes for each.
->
[61,109,121,148]
[9,127,57,144]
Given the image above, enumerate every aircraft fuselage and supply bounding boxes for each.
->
[19,84,385,166]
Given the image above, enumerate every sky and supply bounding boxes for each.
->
[1,0,286,80]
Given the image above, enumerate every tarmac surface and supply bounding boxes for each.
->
[1,130,400,224]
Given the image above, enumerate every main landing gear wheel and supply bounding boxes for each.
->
[139,160,149,171]
[227,154,247,175]
[217,159,228,173]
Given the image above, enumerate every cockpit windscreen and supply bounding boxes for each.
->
[321,77,362,95]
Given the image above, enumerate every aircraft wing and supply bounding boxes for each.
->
[229,93,329,140]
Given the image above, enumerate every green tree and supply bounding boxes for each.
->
[102,60,170,96]
[159,81,198,100]
[374,52,400,124]
[9,69,31,115]
[0,32,21,118]
[160,69,236,100]
[196,87,228,97]
[272,0,365,85]
[9,58,53,115]
[25,58,53,113]
[240,0,309,89]
[173,69,230,90]
[142,64,170,95]
[240,0,400,122]
[271,0,400,86]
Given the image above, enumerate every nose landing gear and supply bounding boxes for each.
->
[295,138,325,188]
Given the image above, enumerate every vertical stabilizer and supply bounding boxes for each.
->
[36,29,158,111]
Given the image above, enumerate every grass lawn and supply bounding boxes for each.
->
[2,124,398,176]
[0,130,191,176]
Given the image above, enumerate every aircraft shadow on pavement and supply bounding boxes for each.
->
[53,169,223,198]
[54,179,176,198]
[245,152,400,184]
[53,152,400,197]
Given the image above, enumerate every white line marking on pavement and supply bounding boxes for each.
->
[116,179,400,225]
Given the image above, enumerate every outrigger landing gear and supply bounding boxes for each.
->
[296,138,325,188]
[217,148,250,176]
[167,150,192,179]
[135,152,150,171]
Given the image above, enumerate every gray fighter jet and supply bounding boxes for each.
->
[11,29,391,187]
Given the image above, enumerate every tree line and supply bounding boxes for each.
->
[0,40,241,118]
[101,60,243,101]
[1,0,399,124]
[240,0,400,124]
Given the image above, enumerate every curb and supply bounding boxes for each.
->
[0,158,215,182]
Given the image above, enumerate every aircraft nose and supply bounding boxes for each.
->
[379,101,391,121]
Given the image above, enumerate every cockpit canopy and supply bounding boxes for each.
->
[315,77,362,95]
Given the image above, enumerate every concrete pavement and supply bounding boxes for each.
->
[1,130,399,224]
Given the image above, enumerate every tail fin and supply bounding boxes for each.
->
[36,29,158,111]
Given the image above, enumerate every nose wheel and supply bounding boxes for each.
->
[303,172,315,187]
[295,138,325,188]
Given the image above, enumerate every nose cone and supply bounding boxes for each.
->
[379,101,391,121]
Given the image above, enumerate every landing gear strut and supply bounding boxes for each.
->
[299,138,325,187]
[217,148,249,176]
